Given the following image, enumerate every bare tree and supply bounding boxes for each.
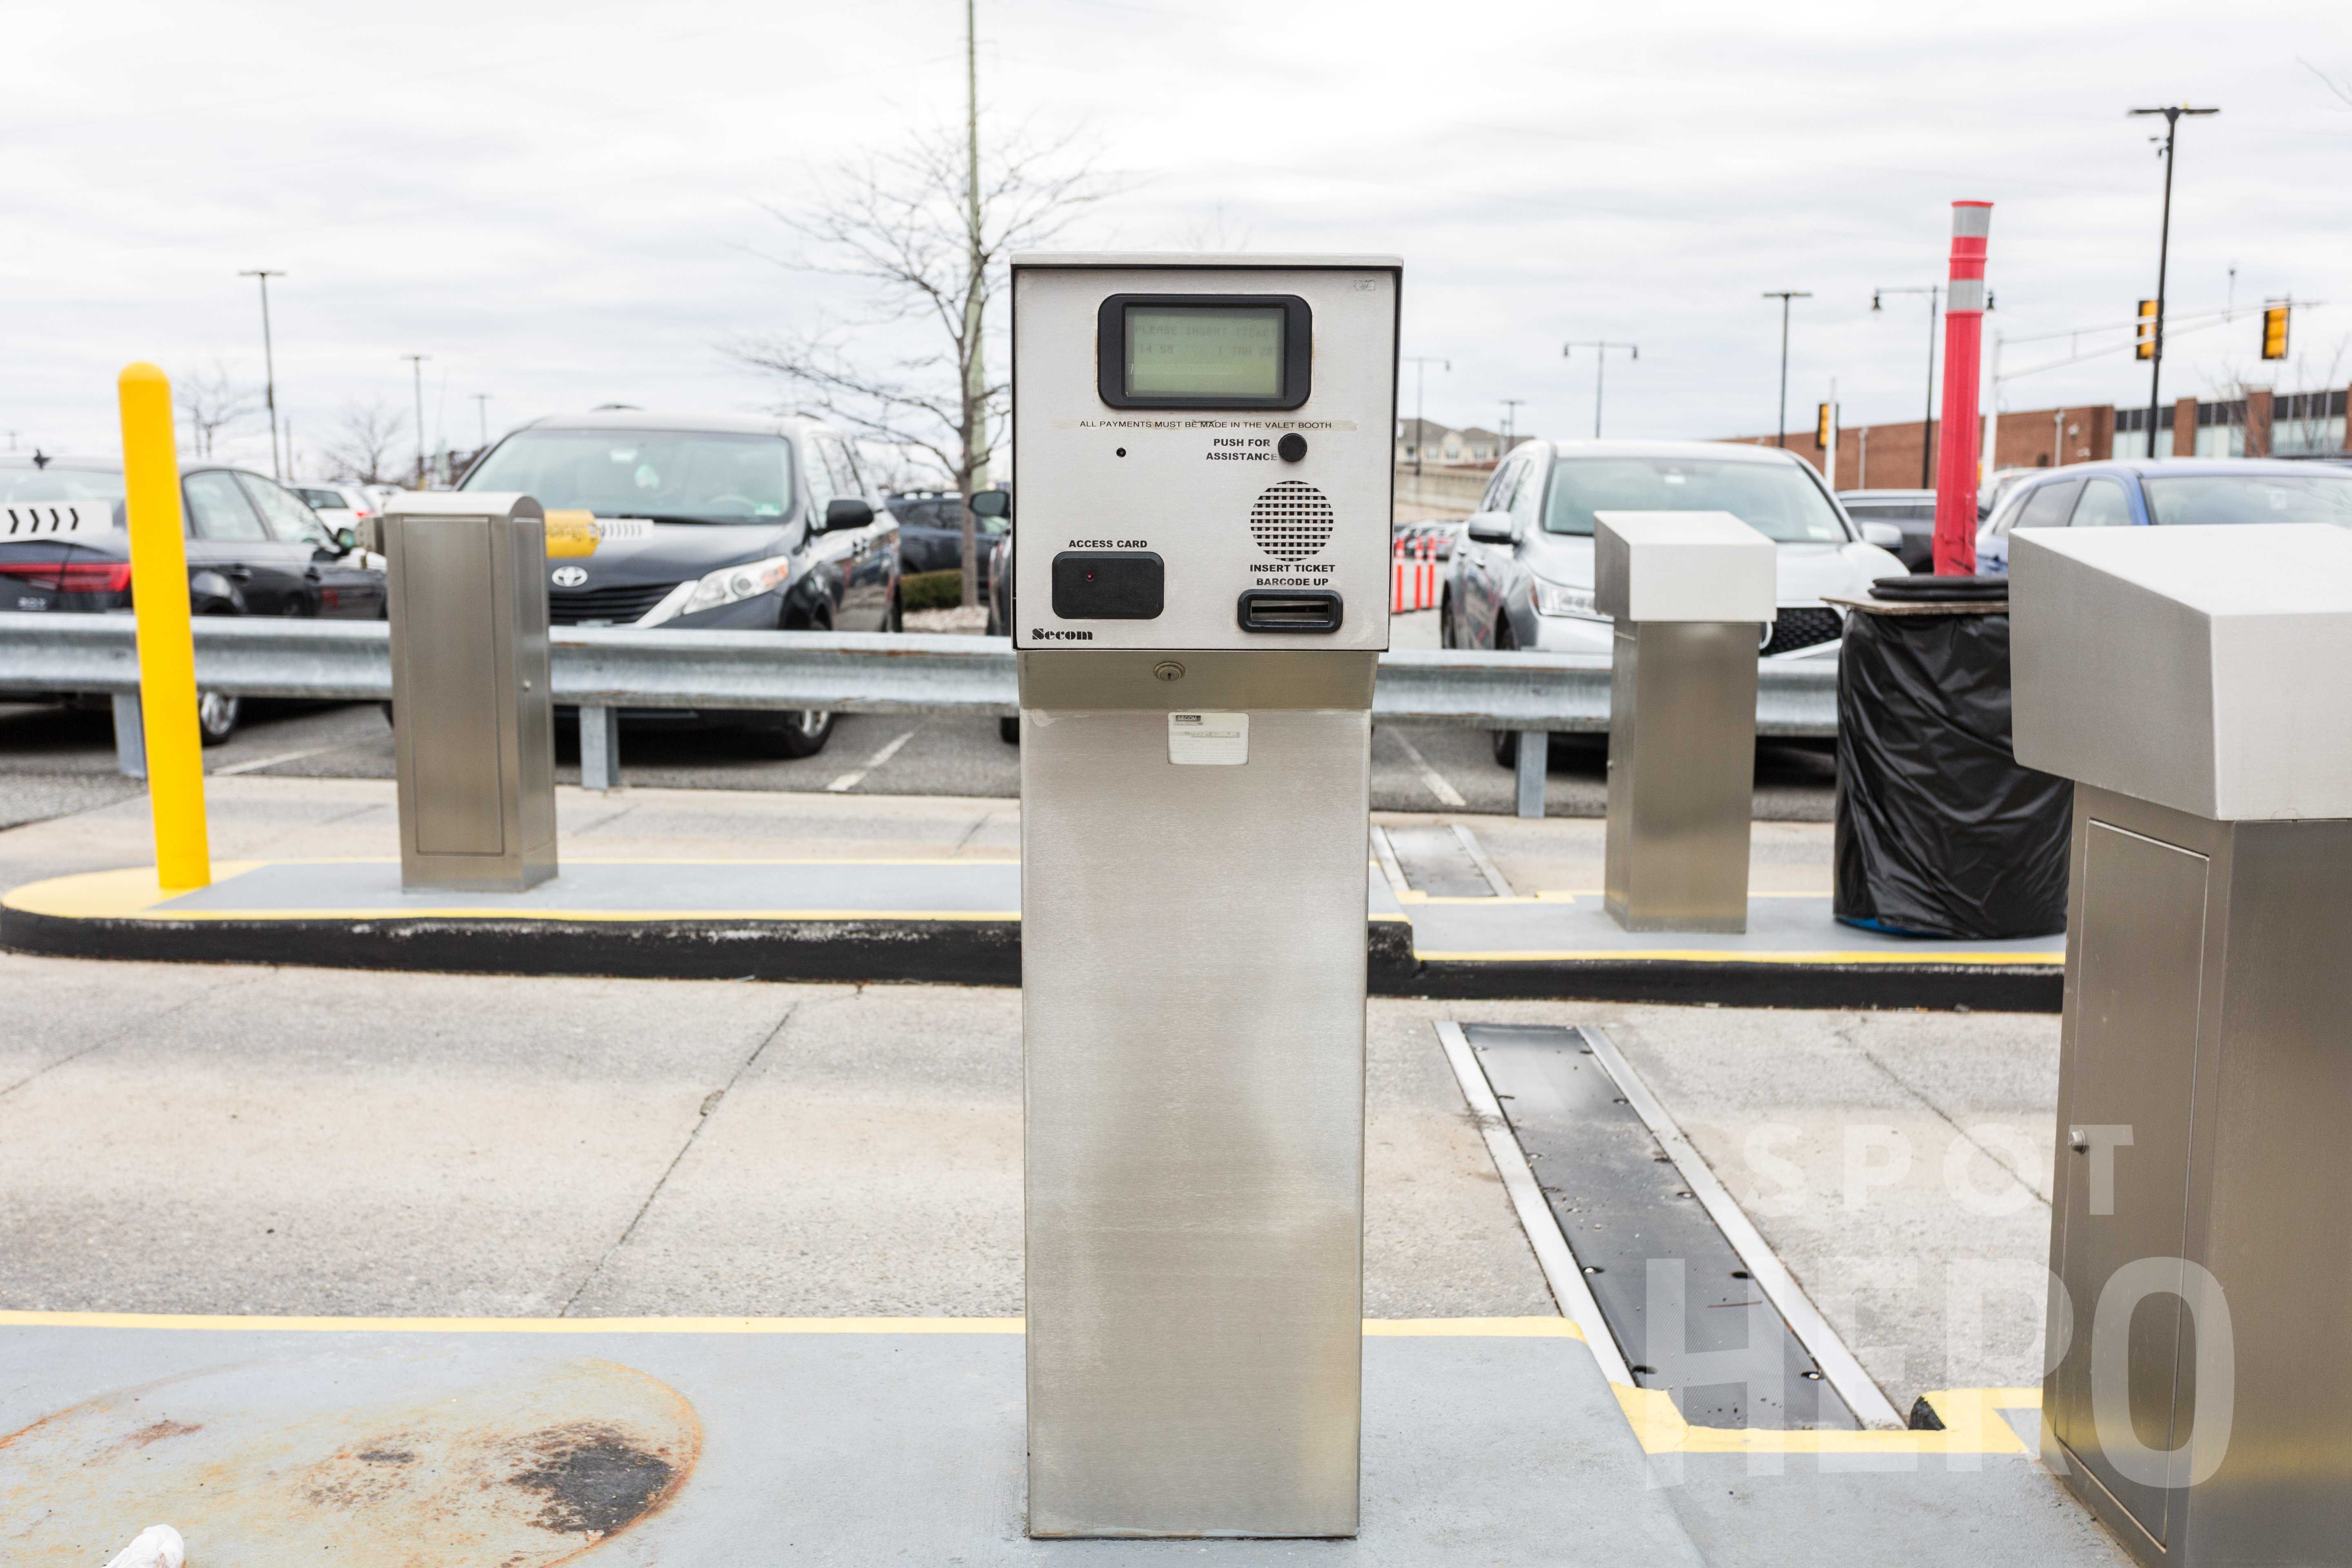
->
[320,398,410,486]
[176,361,260,459]
[731,119,1117,607]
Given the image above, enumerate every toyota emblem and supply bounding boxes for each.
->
[550,566,588,588]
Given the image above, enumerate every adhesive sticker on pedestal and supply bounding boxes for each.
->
[1168,712,1248,765]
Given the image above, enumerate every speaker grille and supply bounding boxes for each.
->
[1249,481,1335,561]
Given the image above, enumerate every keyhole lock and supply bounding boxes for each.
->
[1152,661,1185,683]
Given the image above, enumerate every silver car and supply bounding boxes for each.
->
[1443,438,1904,662]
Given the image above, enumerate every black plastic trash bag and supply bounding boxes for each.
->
[1834,592,2071,939]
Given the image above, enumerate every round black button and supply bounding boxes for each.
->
[1277,433,1307,463]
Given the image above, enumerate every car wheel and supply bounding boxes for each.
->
[1439,590,1455,648]
[887,590,904,633]
[740,709,835,759]
[197,690,241,747]
[998,714,1019,745]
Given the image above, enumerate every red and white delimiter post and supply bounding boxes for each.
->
[1933,200,1991,575]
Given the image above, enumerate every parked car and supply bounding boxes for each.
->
[976,489,1017,744]
[1974,457,2352,575]
[0,460,385,743]
[288,480,381,549]
[1836,488,1937,571]
[886,490,1006,590]
[456,410,902,757]
[1443,439,1907,764]
[1391,518,1465,560]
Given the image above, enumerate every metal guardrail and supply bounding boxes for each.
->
[0,613,1838,806]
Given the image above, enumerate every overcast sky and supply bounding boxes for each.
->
[8,0,2350,476]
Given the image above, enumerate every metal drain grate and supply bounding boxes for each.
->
[1249,481,1335,561]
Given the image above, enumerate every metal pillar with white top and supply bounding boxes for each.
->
[2013,522,2352,1568]
[1593,510,1776,933]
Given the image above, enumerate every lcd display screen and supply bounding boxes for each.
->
[1126,306,1287,399]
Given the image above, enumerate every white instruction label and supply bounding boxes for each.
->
[1168,711,1248,766]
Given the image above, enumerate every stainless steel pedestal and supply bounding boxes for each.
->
[1021,650,1371,1540]
[2042,785,2352,1566]
[1604,619,1757,933]
[382,491,556,893]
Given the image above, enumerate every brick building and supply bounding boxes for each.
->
[1725,384,2351,487]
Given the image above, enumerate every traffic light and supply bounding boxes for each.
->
[2135,300,2157,360]
[2262,303,2290,361]
[1815,402,1835,449]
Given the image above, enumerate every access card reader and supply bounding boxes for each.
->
[1014,254,1400,1539]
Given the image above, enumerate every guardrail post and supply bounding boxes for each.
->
[579,704,621,791]
[1515,730,1548,818]
[111,691,146,779]
[118,363,210,889]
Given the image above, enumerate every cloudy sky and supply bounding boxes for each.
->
[9,0,2350,476]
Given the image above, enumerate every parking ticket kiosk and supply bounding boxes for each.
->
[1013,254,1399,1538]
[381,491,557,893]
[2014,523,2352,1567]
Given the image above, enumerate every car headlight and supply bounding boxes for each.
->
[1531,579,1605,619]
[639,555,793,626]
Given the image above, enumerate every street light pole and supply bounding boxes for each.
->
[1758,296,1810,449]
[2129,104,2221,458]
[1561,341,1639,438]
[1403,356,1449,476]
[401,354,430,488]
[1872,284,1944,485]
[472,392,493,452]
[238,270,287,479]
[1499,398,1525,459]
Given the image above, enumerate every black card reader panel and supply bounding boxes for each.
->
[1051,551,1165,619]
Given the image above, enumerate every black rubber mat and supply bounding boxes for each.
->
[1466,1022,1858,1429]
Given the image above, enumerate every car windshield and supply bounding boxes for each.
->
[463,430,794,524]
[1544,457,1849,543]
[1,467,124,504]
[2140,472,2352,528]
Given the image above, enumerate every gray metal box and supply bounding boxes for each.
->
[2015,526,2352,1566]
[1596,513,1773,933]
[381,492,556,893]
[1014,255,1397,1539]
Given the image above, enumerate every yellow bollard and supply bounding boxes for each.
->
[117,363,211,890]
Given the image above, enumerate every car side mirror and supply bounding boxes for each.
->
[824,497,875,531]
[1465,509,1516,544]
[1859,521,1902,549]
[969,487,1011,521]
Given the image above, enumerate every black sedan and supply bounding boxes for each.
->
[457,411,902,758]
[887,490,1005,591]
[1,458,384,743]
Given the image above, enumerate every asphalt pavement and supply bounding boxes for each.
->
[0,611,1839,824]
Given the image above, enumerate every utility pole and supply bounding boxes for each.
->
[1872,284,1943,484]
[957,0,987,608]
[401,354,430,488]
[1561,341,1638,438]
[472,392,493,452]
[1403,357,1449,475]
[2129,104,2221,458]
[1499,398,1526,458]
[1759,296,1810,449]
[238,270,287,479]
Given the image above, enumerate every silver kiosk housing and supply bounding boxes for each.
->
[380,490,557,893]
[2013,523,2352,1567]
[1594,510,1776,932]
[1013,254,1400,1538]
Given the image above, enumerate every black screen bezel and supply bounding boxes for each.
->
[1095,294,1313,410]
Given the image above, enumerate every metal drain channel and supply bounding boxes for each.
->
[1444,1021,1903,1430]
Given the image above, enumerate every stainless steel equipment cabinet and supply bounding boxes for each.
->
[1013,254,1400,1539]
[2013,523,2352,1568]
[381,491,557,893]
[1593,511,1776,932]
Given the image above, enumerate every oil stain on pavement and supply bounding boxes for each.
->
[0,1352,700,1565]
